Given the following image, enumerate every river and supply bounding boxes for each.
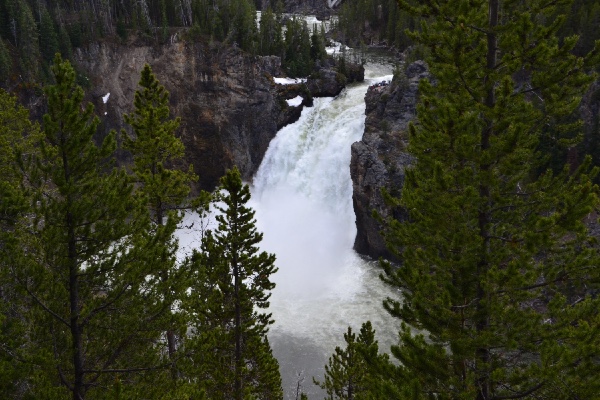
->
[249,52,400,398]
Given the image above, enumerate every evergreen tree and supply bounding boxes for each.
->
[315,321,387,400]
[0,88,41,397]
[123,63,198,377]
[379,0,600,398]
[14,54,167,399]
[284,17,312,77]
[258,7,283,57]
[310,25,327,64]
[15,0,39,80]
[58,22,73,60]
[0,38,10,83]
[230,0,257,52]
[183,167,282,400]
[39,6,59,64]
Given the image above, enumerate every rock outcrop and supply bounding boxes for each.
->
[73,37,362,193]
[350,61,429,259]
[75,39,286,192]
[274,0,338,17]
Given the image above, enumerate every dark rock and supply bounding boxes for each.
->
[350,60,429,260]
[306,69,347,97]
[306,62,364,97]
[344,62,365,83]
[276,0,337,14]
[73,40,287,192]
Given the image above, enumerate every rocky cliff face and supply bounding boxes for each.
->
[350,61,429,259]
[351,60,600,260]
[75,39,286,192]
[275,0,338,18]
[74,38,362,193]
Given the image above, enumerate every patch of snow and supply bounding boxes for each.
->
[286,96,303,107]
[274,77,307,85]
[102,93,110,104]
[326,41,347,55]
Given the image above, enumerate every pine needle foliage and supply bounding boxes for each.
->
[123,63,199,377]
[379,0,600,398]
[0,88,42,397]
[12,54,170,398]
[183,167,282,400]
[315,321,388,400]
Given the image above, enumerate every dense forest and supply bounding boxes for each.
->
[0,0,330,86]
[334,0,600,55]
[1,0,600,398]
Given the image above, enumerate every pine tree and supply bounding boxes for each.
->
[39,6,59,64]
[315,321,387,400]
[284,17,312,77]
[310,25,327,64]
[258,7,283,57]
[0,38,10,83]
[378,0,600,398]
[14,54,167,399]
[123,63,198,378]
[15,0,39,80]
[0,88,42,397]
[183,167,282,400]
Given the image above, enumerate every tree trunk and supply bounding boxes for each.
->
[234,256,242,400]
[475,1,498,399]
[63,143,84,399]
[156,201,178,378]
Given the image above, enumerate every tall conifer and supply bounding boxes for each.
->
[0,88,41,397]
[184,167,282,400]
[16,55,164,399]
[315,321,387,400]
[123,63,198,377]
[379,0,600,398]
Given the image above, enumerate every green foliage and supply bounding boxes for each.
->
[15,0,39,80]
[0,39,10,82]
[380,0,600,398]
[310,24,328,63]
[39,6,59,64]
[334,0,420,50]
[123,63,199,378]
[54,24,72,63]
[284,17,312,77]
[315,321,388,400]
[12,54,171,398]
[0,87,41,397]
[258,7,284,57]
[183,167,282,400]
[123,63,197,225]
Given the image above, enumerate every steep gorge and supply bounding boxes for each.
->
[75,39,285,191]
[72,36,361,192]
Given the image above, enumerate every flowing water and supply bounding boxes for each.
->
[249,54,400,398]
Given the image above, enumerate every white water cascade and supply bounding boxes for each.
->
[249,59,399,398]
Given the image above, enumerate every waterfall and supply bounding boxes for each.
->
[250,61,397,398]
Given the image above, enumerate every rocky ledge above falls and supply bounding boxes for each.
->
[350,61,429,260]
